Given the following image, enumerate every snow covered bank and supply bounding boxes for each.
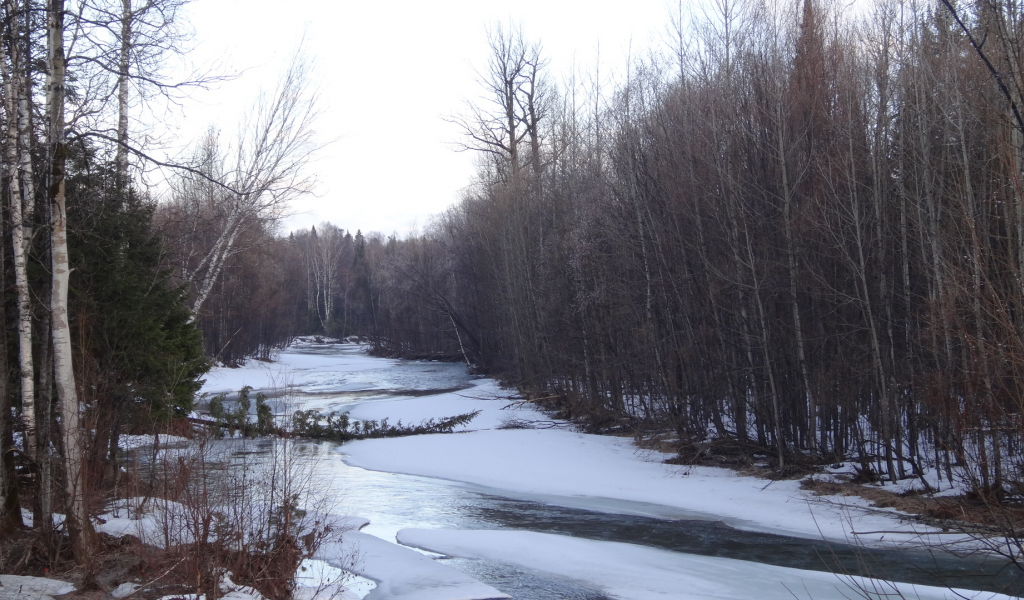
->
[397,529,1009,600]
[94,496,369,550]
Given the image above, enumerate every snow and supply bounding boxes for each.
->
[294,559,365,600]
[111,582,141,598]
[200,348,395,396]
[0,575,76,600]
[18,510,65,530]
[294,583,362,600]
[198,342,442,398]
[396,528,1012,600]
[94,496,370,550]
[342,407,939,547]
[315,530,510,600]
[95,497,198,547]
[119,433,190,450]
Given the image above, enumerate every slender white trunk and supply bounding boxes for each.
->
[48,0,93,562]
[1,20,35,453]
[115,0,130,185]
[189,207,242,319]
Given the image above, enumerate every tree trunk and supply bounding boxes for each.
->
[48,0,96,569]
[1,10,36,459]
[115,0,131,188]
[0,192,23,533]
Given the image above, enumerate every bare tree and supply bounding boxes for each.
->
[1,0,39,462]
[450,22,549,183]
[296,224,347,333]
[165,52,320,320]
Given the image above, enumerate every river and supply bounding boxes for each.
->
[200,342,1024,599]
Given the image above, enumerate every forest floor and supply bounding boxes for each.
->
[0,525,282,600]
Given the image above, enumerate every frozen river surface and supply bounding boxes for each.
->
[198,341,1024,600]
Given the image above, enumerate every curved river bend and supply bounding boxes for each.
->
[209,343,1024,599]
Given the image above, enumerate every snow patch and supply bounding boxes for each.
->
[0,575,76,600]
[111,582,141,598]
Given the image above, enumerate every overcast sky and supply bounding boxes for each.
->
[161,0,674,236]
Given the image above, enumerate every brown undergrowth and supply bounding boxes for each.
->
[1,428,349,600]
[636,431,1024,541]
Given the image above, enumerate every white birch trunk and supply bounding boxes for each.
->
[115,0,131,185]
[0,17,35,453]
[189,207,242,319]
[48,0,94,562]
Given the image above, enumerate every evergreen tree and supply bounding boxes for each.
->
[65,141,208,484]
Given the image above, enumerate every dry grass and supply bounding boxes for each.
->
[800,477,1024,538]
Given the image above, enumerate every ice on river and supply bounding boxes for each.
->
[200,341,472,400]
[345,378,544,431]
[316,530,510,600]
[342,401,940,547]
[397,528,1011,600]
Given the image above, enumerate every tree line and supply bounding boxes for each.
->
[334,0,1024,496]
[0,0,218,571]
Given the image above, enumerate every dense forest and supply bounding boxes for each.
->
[3,0,1024,582]
[267,0,1024,498]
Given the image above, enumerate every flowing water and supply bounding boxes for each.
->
[213,344,1024,599]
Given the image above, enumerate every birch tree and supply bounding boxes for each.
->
[48,0,97,565]
[167,54,319,320]
[109,0,192,186]
[297,224,347,333]
[1,0,38,462]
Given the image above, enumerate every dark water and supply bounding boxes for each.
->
[466,492,1024,596]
